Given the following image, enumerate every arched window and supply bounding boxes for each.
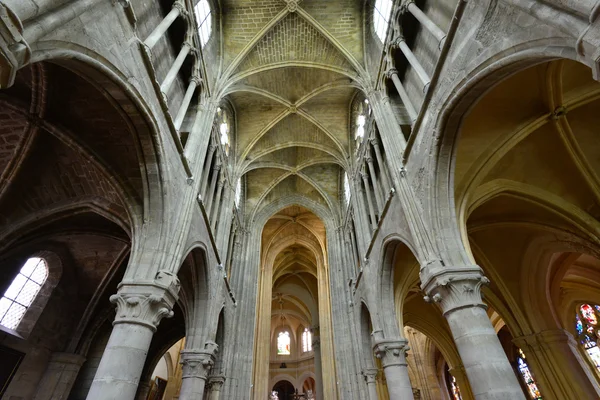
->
[343,172,351,206]
[576,303,600,372]
[516,348,542,399]
[217,107,230,156]
[235,178,242,208]
[373,0,393,42]
[194,0,212,47]
[302,327,312,353]
[277,331,291,355]
[0,257,48,330]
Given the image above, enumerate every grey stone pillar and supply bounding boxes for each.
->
[207,376,226,400]
[205,163,220,214]
[393,38,431,91]
[422,266,525,400]
[365,154,384,212]
[175,76,201,130]
[86,271,180,400]
[370,138,391,193]
[144,1,185,50]
[179,341,218,400]
[513,330,600,399]
[361,172,378,230]
[387,69,418,123]
[200,144,217,198]
[161,42,192,95]
[362,368,379,400]
[210,178,225,230]
[405,2,446,49]
[351,176,371,248]
[312,331,324,400]
[373,337,414,400]
[34,352,86,400]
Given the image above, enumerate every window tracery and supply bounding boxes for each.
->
[194,0,212,47]
[302,327,312,353]
[0,257,48,330]
[576,303,600,373]
[373,0,393,42]
[516,348,542,399]
[277,331,291,355]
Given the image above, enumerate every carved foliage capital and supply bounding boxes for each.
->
[207,376,226,392]
[110,293,174,331]
[180,341,219,380]
[421,266,488,315]
[373,339,409,368]
[362,368,378,384]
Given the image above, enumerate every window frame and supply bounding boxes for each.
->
[373,0,393,43]
[194,0,213,47]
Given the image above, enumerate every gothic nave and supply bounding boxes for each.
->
[1,0,600,399]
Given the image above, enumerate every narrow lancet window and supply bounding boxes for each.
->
[302,328,312,353]
[373,0,393,42]
[195,0,212,46]
[576,303,600,373]
[516,348,542,399]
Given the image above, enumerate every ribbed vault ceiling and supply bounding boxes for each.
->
[217,0,367,221]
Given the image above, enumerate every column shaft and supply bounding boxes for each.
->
[366,156,384,212]
[389,71,418,123]
[371,139,391,193]
[422,268,525,400]
[313,336,324,400]
[373,339,414,400]
[397,40,431,90]
[144,4,182,50]
[407,3,446,48]
[174,78,199,130]
[362,369,379,400]
[205,165,220,215]
[161,43,191,95]
[210,179,225,230]
[200,146,216,198]
[361,173,378,230]
[179,344,218,400]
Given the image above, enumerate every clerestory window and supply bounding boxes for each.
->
[373,0,393,43]
[516,348,542,399]
[235,178,242,208]
[195,0,212,47]
[344,172,351,206]
[0,257,48,330]
[302,327,312,353]
[277,331,291,355]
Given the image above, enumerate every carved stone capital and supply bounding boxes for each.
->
[362,368,378,384]
[420,265,488,316]
[180,341,219,380]
[207,375,226,392]
[110,270,180,331]
[172,1,188,16]
[385,68,399,80]
[373,338,409,368]
[0,3,30,89]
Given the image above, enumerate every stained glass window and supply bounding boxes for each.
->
[576,303,600,373]
[0,258,48,330]
[194,0,212,47]
[373,0,393,42]
[302,328,312,353]
[277,331,291,355]
[517,349,542,399]
[449,375,462,400]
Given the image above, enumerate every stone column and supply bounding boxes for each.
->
[205,163,221,214]
[373,337,414,399]
[178,341,219,400]
[513,330,600,399]
[200,144,217,198]
[370,138,391,193]
[393,38,431,92]
[207,376,226,400]
[34,352,86,400]
[361,172,378,230]
[362,368,379,400]
[352,176,371,246]
[86,271,180,400]
[144,1,185,50]
[405,2,446,49]
[161,42,192,95]
[421,266,525,399]
[365,154,384,213]
[210,178,225,230]
[175,76,201,130]
[387,68,418,123]
[312,331,324,400]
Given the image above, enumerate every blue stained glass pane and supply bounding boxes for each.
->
[577,315,583,334]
